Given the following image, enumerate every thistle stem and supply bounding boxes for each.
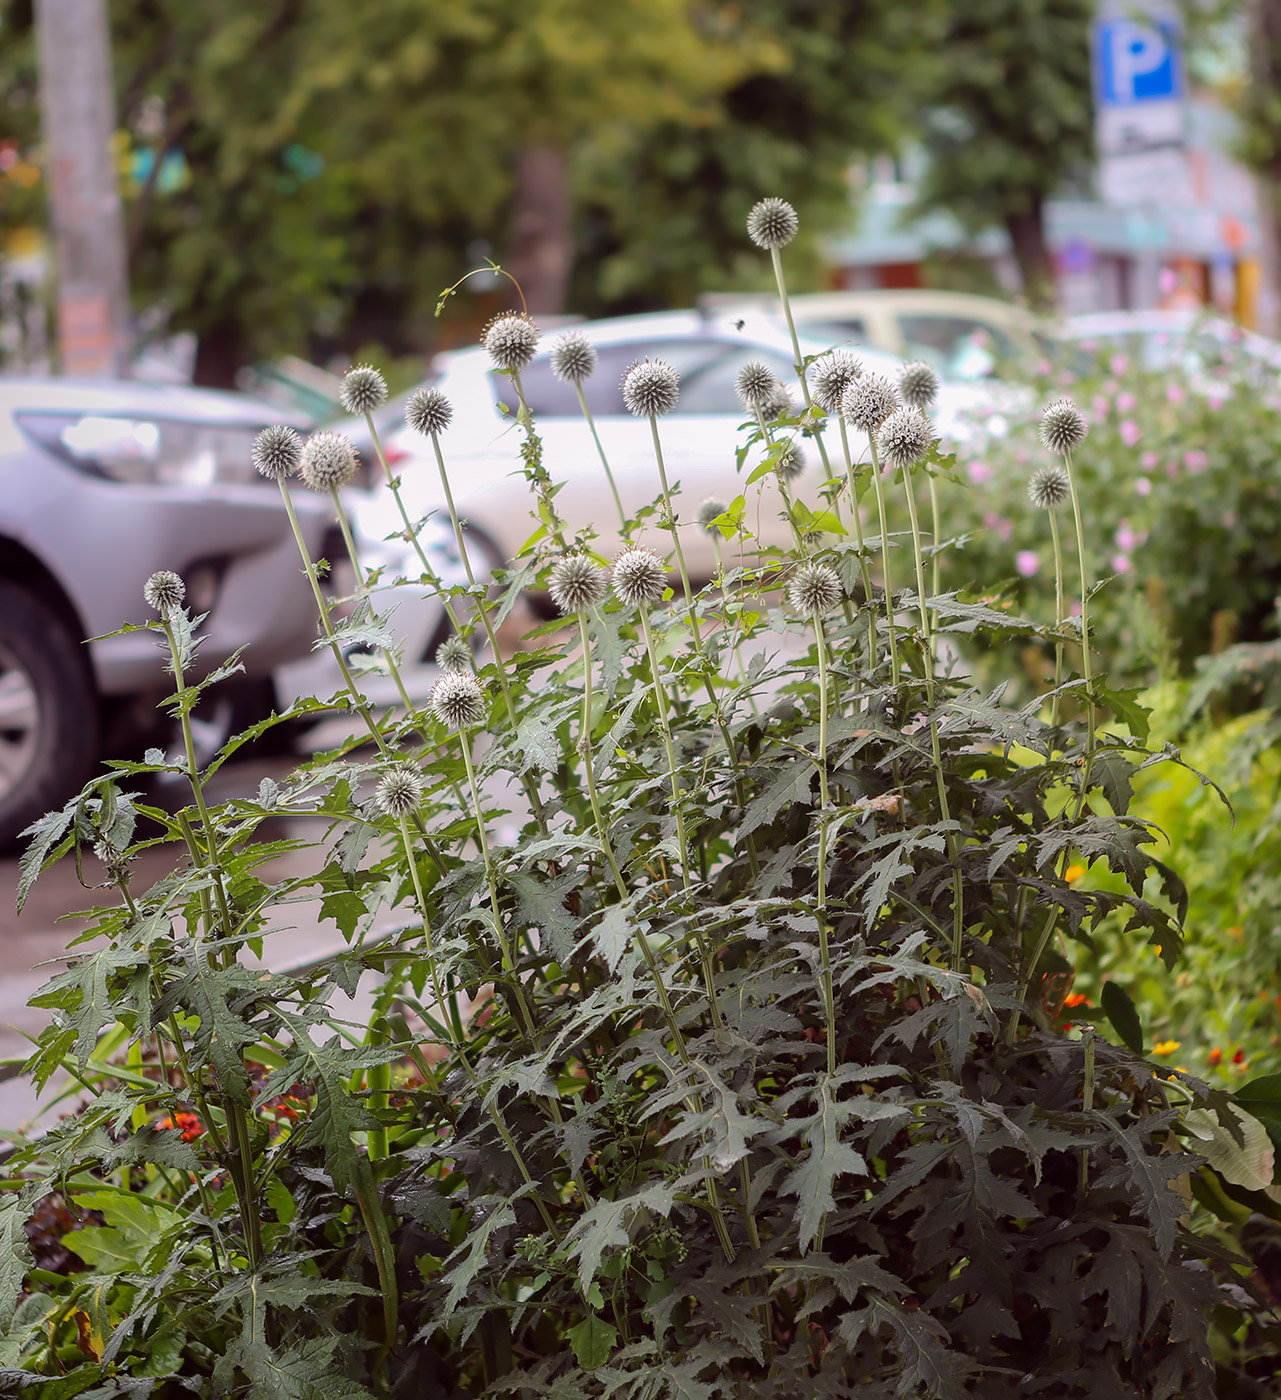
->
[1048,508,1066,727]
[575,611,629,899]
[574,381,626,533]
[770,244,835,481]
[1064,450,1096,814]
[814,616,838,1077]
[927,474,942,599]
[837,419,879,664]
[867,437,899,677]
[753,407,804,551]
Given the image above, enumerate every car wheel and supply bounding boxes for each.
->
[0,581,97,849]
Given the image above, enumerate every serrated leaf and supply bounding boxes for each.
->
[590,905,632,975]
[1184,1105,1274,1191]
[567,1314,617,1371]
[1100,980,1144,1055]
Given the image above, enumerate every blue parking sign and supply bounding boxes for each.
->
[1094,19,1183,106]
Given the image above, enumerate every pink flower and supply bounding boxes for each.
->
[1112,553,1132,574]
[1116,391,1136,413]
[1141,451,1159,470]
[1110,354,1129,375]
[983,512,1013,542]
[1092,395,1109,423]
[1115,524,1137,551]
[967,460,993,485]
[1119,419,1141,446]
[1208,394,1227,411]
[1166,460,1180,479]
[1183,449,1208,473]
[1014,448,1029,466]
[1135,476,1152,496]
[1166,383,1185,404]
[1015,550,1040,578]
[1103,379,1119,395]
[1035,359,1052,375]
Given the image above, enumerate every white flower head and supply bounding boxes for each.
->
[787,562,842,615]
[435,634,472,672]
[339,364,388,416]
[697,497,727,534]
[549,555,608,614]
[734,361,777,410]
[747,197,799,250]
[431,671,486,729]
[775,440,805,482]
[842,375,899,431]
[252,424,302,480]
[622,358,680,417]
[300,431,359,491]
[1028,463,1071,509]
[144,570,185,614]
[1040,398,1089,456]
[898,360,939,410]
[761,379,794,421]
[811,352,863,414]
[405,386,453,437]
[877,407,933,470]
[483,312,540,371]
[550,331,597,384]
[375,764,423,818]
[612,548,667,608]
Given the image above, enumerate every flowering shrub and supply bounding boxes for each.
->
[940,329,1281,688]
[1,212,1279,1396]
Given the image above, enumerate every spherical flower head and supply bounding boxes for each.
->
[734,360,776,410]
[482,312,540,371]
[747,196,799,250]
[549,555,608,614]
[252,424,302,480]
[144,569,185,614]
[405,386,453,437]
[621,358,680,417]
[431,671,485,730]
[374,763,423,818]
[761,380,794,421]
[811,352,862,413]
[549,330,597,384]
[435,634,472,673]
[339,364,388,416]
[842,374,899,431]
[787,561,842,616]
[776,440,804,483]
[1028,463,1071,510]
[300,430,359,491]
[697,497,727,534]
[1040,398,1089,456]
[612,548,666,608]
[898,360,940,410]
[877,407,933,470]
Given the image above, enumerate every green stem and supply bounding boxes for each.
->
[837,419,879,664]
[867,437,899,677]
[575,611,629,898]
[1064,450,1096,815]
[814,616,838,1077]
[1048,508,1065,727]
[574,382,626,532]
[753,407,804,551]
[1079,1025,1096,1193]
[927,474,942,600]
[770,244,835,481]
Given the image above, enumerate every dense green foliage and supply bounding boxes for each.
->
[2,219,1280,1395]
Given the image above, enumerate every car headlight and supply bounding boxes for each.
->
[16,411,271,486]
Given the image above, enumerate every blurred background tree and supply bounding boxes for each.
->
[909,0,1095,309]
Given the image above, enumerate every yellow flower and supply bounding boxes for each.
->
[1152,1039,1180,1056]
[1065,864,1085,885]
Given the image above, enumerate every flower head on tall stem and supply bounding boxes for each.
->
[877,407,933,471]
[431,672,485,730]
[812,352,862,414]
[482,311,540,371]
[300,431,359,491]
[549,555,608,614]
[761,380,794,421]
[842,375,899,432]
[252,425,302,480]
[405,387,453,437]
[549,331,597,384]
[622,359,680,417]
[612,548,666,609]
[735,361,777,411]
[788,562,842,616]
[697,498,728,533]
[374,764,423,818]
[776,440,805,483]
[898,360,939,410]
[1040,398,1089,455]
[339,364,388,416]
[746,196,799,250]
[435,634,472,673]
[1029,463,1071,510]
[144,570,185,615]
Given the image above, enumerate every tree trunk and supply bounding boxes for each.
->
[505,145,573,315]
[1004,205,1056,311]
[1249,0,1281,337]
[193,319,247,389]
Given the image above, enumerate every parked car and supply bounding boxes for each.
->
[0,378,332,844]
[700,289,1043,382]
[1061,309,1281,374]
[370,309,990,583]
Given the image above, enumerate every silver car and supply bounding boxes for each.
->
[0,378,331,844]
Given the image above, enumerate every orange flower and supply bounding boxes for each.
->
[1065,864,1085,885]
[1063,993,1090,1008]
[159,1111,204,1143]
[1208,1048,1223,1066]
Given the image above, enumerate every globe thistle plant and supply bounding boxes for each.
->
[482,312,540,372]
[405,387,453,438]
[746,197,799,250]
[549,331,597,384]
[697,498,727,534]
[375,764,424,819]
[842,376,899,432]
[339,364,388,416]
[776,440,804,483]
[549,555,608,615]
[1039,398,1089,456]
[761,380,794,422]
[622,359,680,418]
[787,562,842,616]
[252,424,302,480]
[144,570,185,614]
[735,361,777,411]
[431,671,485,730]
[300,431,359,492]
[898,360,940,410]
[877,407,933,471]
[1029,464,1071,510]
[612,549,666,610]
[1030,466,1071,720]
[812,353,862,414]
[435,634,473,673]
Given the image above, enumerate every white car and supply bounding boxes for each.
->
[1062,309,1281,374]
[370,309,983,583]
